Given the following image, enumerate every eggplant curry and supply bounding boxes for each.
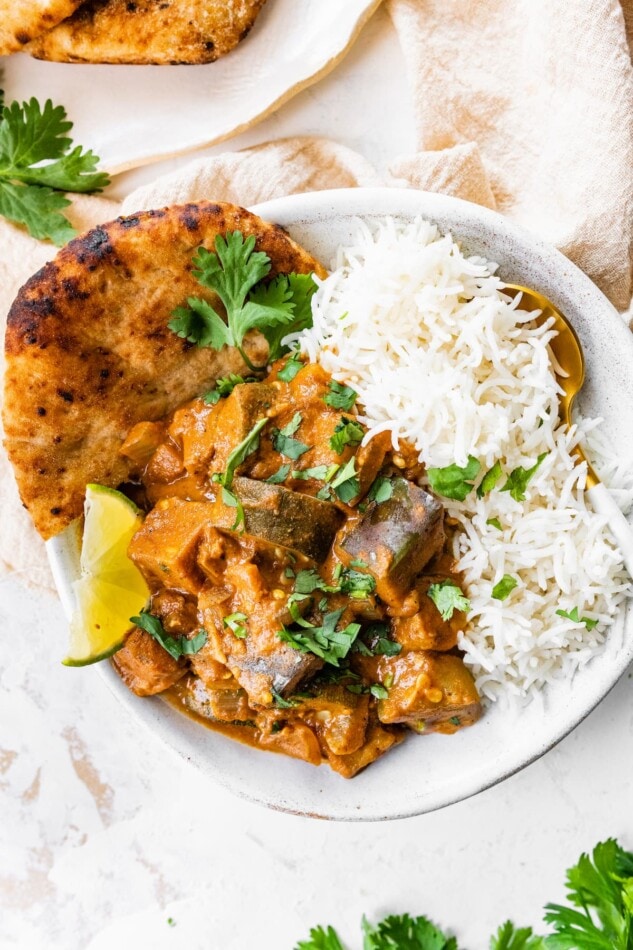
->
[113,356,482,778]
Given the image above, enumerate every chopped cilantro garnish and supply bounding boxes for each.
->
[131,612,207,660]
[370,684,389,700]
[292,465,331,481]
[340,568,376,600]
[427,580,470,621]
[277,351,304,382]
[491,574,518,601]
[272,411,310,460]
[329,417,364,454]
[212,417,268,530]
[278,609,361,666]
[168,232,316,369]
[202,373,256,404]
[265,463,291,484]
[427,457,481,501]
[270,688,300,709]
[487,517,503,531]
[323,380,358,411]
[477,460,503,498]
[223,612,248,639]
[330,456,360,503]
[501,453,547,502]
[556,607,599,630]
[368,475,393,504]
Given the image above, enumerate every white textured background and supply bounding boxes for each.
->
[1,9,632,949]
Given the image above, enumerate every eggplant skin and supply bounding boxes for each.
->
[3,201,325,540]
[27,0,268,65]
[0,1,84,55]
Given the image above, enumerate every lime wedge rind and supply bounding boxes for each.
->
[65,485,149,667]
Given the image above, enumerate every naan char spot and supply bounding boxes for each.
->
[2,201,325,540]
[0,0,85,55]
[26,0,268,65]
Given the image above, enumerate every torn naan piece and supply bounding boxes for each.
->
[0,0,85,55]
[27,0,268,65]
[3,201,325,539]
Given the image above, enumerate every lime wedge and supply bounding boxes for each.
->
[64,484,149,666]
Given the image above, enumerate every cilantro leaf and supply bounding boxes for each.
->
[544,839,633,950]
[368,475,394,504]
[272,412,311,460]
[427,457,481,501]
[278,609,361,666]
[324,380,358,411]
[277,351,305,382]
[555,607,599,631]
[223,417,268,490]
[340,568,376,600]
[223,612,248,639]
[202,373,256,404]
[265,463,291,484]
[0,97,109,244]
[257,273,317,361]
[477,460,503,498]
[490,921,545,949]
[427,580,470,621]
[331,456,360,503]
[492,575,518,601]
[501,453,547,502]
[362,913,458,950]
[295,925,345,950]
[131,612,207,661]
[271,688,301,709]
[211,418,267,530]
[292,465,331,481]
[330,417,364,454]
[487,517,503,531]
[369,684,388,700]
[358,622,403,658]
[168,298,232,349]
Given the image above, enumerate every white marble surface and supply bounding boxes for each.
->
[1,8,633,949]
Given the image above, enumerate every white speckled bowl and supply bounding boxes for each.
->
[47,188,633,821]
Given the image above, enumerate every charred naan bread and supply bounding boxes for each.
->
[0,0,85,55]
[27,0,267,65]
[3,201,325,540]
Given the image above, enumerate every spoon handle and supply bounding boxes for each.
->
[587,483,633,580]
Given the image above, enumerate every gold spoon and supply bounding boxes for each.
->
[504,283,633,578]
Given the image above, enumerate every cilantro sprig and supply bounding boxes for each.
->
[294,838,633,950]
[0,94,110,244]
[278,608,361,667]
[501,453,547,502]
[168,232,316,370]
[130,611,206,661]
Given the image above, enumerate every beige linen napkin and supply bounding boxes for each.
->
[2,0,633,589]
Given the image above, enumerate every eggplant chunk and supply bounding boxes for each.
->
[376,652,481,733]
[338,477,444,606]
[198,580,323,707]
[112,627,186,696]
[325,717,404,778]
[208,383,278,476]
[210,476,343,562]
[128,498,212,594]
[393,575,465,651]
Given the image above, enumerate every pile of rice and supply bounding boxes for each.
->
[292,218,633,703]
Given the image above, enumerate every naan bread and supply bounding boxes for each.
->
[27,0,267,65]
[0,0,85,54]
[3,201,325,540]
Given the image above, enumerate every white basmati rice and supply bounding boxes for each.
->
[291,217,632,703]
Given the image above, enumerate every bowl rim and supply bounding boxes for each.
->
[46,186,633,821]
